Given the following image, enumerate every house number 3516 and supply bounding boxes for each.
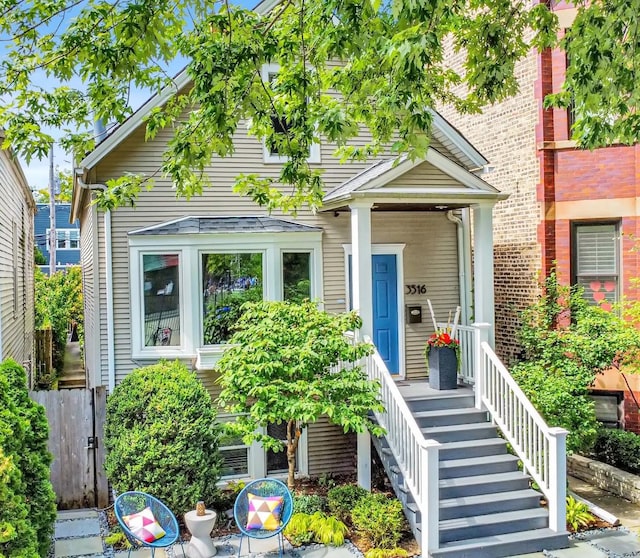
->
[405,284,427,295]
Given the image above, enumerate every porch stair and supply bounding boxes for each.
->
[372,388,569,558]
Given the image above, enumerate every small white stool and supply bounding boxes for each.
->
[184,509,217,558]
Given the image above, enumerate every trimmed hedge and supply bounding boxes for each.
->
[592,428,640,475]
[104,361,223,515]
[0,359,56,557]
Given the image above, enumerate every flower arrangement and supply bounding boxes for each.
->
[423,300,461,361]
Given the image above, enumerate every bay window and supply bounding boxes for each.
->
[129,217,322,360]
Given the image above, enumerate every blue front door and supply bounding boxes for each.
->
[372,255,399,374]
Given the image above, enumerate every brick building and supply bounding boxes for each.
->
[440,5,640,433]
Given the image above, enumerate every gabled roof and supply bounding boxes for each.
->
[322,147,506,209]
[129,215,321,236]
[78,79,488,174]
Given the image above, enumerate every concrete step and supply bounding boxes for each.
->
[439,471,530,499]
[439,454,521,479]
[404,393,475,413]
[438,437,508,461]
[439,507,549,543]
[430,527,569,558]
[422,422,497,443]
[413,407,489,428]
[58,379,86,389]
[439,488,542,520]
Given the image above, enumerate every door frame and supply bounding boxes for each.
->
[343,243,406,379]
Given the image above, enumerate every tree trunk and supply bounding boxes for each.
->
[287,419,300,490]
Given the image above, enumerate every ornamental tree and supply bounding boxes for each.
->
[216,300,384,489]
[1,0,638,212]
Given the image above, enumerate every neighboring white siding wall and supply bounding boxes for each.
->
[0,150,34,371]
[80,203,100,388]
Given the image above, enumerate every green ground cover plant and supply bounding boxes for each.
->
[285,512,348,546]
[0,359,56,557]
[104,361,223,515]
[351,493,405,549]
[293,494,327,515]
[327,484,368,523]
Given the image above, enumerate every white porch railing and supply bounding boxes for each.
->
[473,325,568,533]
[438,323,475,385]
[363,336,440,554]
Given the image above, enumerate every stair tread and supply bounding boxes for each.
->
[404,392,473,402]
[440,488,542,508]
[434,528,568,552]
[439,438,507,450]
[423,422,495,434]
[440,454,519,469]
[413,408,485,418]
[440,507,548,529]
[440,471,528,487]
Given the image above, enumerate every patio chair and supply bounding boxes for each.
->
[114,491,186,558]
[233,478,293,558]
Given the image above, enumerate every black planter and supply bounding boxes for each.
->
[428,346,458,390]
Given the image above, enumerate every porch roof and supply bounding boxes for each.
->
[128,216,321,236]
[322,147,507,211]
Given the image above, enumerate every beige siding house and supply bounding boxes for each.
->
[71,71,506,479]
[0,134,36,377]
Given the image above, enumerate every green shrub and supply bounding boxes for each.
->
[284,512,348,546]
[511,362,598,453]
[35,266,84,384]
[327,484,368,522]
[351,493,405,549]
[365,549,409,558]
[566,496,594,531]
[104,361,223,515]
[0,359,56,557]
[592,428,640,475]
[294,494,326,515]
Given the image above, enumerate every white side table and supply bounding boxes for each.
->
[184,509,218,558]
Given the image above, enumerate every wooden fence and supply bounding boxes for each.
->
[29,387,108,509]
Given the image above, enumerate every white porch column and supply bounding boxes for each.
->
[350,201,373,491]
[472,203,496,346]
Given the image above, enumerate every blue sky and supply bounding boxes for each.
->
[17,0,256,191]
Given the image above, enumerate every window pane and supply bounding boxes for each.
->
[267,422,289,474]
[202,253,263,344]
[219,415,249,477]
[283,252,311,302]
[574,223,618,308]
[143,254,180,347]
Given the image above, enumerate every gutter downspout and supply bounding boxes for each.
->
[447,210,472,325]
[77,176,115,393]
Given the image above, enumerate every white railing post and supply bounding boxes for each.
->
[420,440,440,555]
[548,427,568,532]
[472,323,491,410]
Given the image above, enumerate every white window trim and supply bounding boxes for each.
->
[130,249,188,359]
[129,231,323,360]
[342,243,407,379]
[46,228,80,251]
[260,63,321,165]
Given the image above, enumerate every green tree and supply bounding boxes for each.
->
[217,300,384,489]
[35,266,84,381]
[0,360,56,558]
[31,168,74,203]
[513,271,640,452]
[1,0,636,213]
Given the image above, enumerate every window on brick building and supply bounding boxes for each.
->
[572,222,619,310]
